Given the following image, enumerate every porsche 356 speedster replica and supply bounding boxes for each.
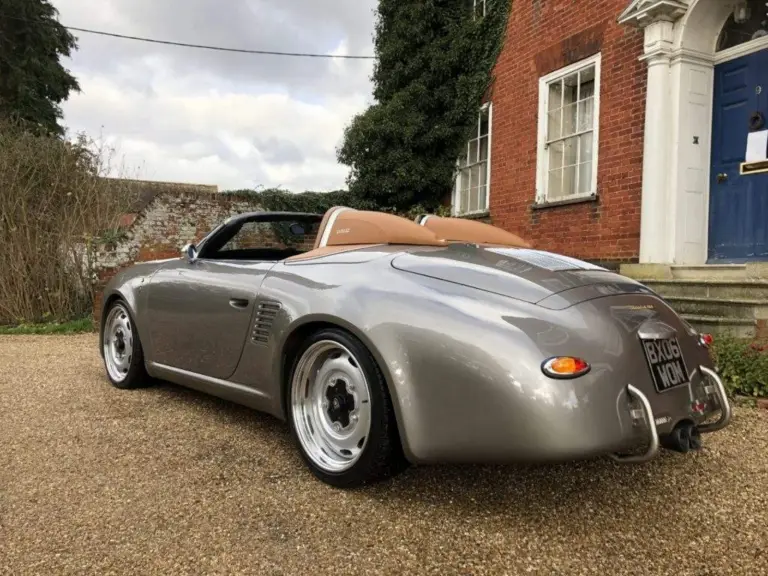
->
[99,207,731,487]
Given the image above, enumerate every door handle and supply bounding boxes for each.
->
[229,298,249,309]
[716,172,728,183]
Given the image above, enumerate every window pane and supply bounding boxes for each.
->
[578,97,594,132]
[578,161,593,194]
[459,168,470,213]
[563,164,577,197]
[562,101,578,137]
[548,79,562,111]
[548,168,563,199]
[470,164,480,191]
[563,73,579,105]
[580,79,595,101]
[579,66,595,98]
[548,140,563,171]
[479,110,489,137]
[717,1,768,51]
[469,139,479,163]
[479,164,488,211]
[579,132,594,163]
[563,136,578,167]
[547,109,562,141]
[479,135,488,161]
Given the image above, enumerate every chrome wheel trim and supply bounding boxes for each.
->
[103,304,134,383]
[291,340,372,473]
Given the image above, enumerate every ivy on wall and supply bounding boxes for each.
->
[337,0,511,212]
[222,188,451,220]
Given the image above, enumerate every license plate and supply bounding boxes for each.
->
[641,337,690,392]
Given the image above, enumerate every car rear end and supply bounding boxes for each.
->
[387,244,731,464]
[536,289,731,462]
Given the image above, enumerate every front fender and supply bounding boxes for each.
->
[98,261,169,359]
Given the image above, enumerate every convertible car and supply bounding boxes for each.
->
[99,207,731,487]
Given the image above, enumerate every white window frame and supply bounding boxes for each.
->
[473,0,487,18]
[452,102,493,216]
[535,53,601,205]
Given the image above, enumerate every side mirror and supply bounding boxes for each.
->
[182,243,197,262]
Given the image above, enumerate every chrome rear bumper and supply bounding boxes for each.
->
[610,366,732,463]
[698,366,733,433]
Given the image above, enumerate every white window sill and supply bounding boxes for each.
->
[532,193,597,210]
[452,210,491,219]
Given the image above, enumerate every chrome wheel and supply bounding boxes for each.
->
[103,304,134,383]
[291,340,372,473]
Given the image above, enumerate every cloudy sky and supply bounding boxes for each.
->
[53,0,378,191]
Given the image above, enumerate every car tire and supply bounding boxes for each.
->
[287,327,407,488]
[101,299,152,390]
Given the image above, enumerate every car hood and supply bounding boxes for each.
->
[391,245,655,308]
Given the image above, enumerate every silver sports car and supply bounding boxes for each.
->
[99,207,732,487]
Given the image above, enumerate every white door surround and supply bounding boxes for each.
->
[620,0,768,264]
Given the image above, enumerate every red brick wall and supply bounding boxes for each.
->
[489,0,646,264]
[92,193,321,325]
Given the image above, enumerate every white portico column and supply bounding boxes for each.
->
[638,21,675,264]
[640,20,672,264]
[619,1,690,264]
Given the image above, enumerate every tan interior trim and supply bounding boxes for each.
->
[285,244,379,262]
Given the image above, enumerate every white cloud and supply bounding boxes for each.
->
[53,0,377,191]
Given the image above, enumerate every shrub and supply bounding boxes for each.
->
[222,188,453,220]
[710,332,768,398]
[337,0,511,211]
[0,120,137,325]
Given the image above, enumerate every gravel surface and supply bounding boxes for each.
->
[1,334,767,576]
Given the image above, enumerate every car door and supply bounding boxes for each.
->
[145,258,271,380]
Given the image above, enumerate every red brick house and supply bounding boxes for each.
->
[453,0,768,268]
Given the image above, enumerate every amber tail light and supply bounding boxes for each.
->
[541,356,591,379]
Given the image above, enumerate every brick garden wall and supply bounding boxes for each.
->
[489,0,646,265]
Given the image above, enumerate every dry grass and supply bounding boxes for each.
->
[0,121,137,325]
[1,334,767,575]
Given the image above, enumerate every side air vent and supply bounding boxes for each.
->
[252,301,281,344]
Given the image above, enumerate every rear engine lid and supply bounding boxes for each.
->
[391,245,653,306]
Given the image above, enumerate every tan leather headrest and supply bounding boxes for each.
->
[317,207,445,247]
[419,215,531,248]
[314,206,348,249]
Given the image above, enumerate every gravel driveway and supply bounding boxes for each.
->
[1,334,767,575]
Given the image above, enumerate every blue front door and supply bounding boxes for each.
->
[709,49,768,262]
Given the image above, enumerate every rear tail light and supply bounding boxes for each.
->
[541,356,591,379]
[699,333,713,348]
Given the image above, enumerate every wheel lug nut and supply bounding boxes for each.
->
[351,414,359,423]
[333,422,342,432]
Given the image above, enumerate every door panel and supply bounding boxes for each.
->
[146,260,272,380]
[709,49,768,261]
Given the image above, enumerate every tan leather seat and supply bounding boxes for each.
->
[418,215,531,248]
[319,208,445,248]
[286,207,446,262]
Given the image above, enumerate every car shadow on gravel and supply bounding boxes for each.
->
[142,376,704,520]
